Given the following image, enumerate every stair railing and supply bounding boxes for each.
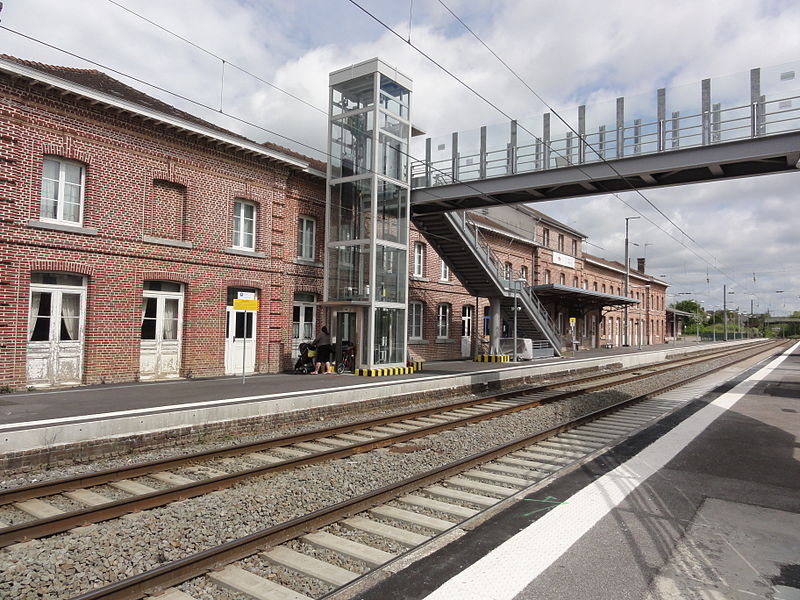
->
[453,212,561,352]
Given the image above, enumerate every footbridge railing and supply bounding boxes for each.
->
[412,62,800,188]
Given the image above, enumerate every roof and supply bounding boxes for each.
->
[532,283,639,311]
[0,54,326,175]
[467,211,537,245]
[583,252,669,287]
[517,205,587,239]
[667,307,695,317]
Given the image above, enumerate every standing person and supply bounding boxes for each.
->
[311,326,332,374]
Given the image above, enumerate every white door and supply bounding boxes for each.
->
[27,279,86,386]
[225,307,256,375]
[140,288,183,380]
[461,305,473,358]
[292,302,315,359]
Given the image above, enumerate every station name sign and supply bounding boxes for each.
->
[552,252,576,269]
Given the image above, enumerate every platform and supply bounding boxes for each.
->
[0,340,762,471]
[355,340,800,600]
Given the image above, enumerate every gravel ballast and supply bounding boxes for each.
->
[0,349,767,599]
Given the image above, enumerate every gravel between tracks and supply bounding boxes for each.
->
[0,351,762,599]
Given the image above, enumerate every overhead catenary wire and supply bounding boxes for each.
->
[1,7,766,302]
[45,0,743,290]
[347,0,753,296]
[0,25,510,250]
[106,0,327,116]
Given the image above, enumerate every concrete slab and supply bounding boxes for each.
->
[302,531,396,567]
[369,505,455,533]
[343,517,430,548]
[262,546,359,587]
[209,565,312,600]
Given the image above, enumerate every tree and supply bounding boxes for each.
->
[674,299,704,325]
[674,299,701,314]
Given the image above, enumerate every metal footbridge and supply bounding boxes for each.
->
[409,62,800,356]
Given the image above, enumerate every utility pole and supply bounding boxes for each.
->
[723,284,728,341]
[623,216,639,346]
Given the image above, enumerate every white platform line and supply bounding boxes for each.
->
[423,341,798,600]
[2,342,743,432]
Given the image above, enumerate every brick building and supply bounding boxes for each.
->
[0,55,668,390]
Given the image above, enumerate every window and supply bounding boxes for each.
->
[544,270,551,284]
[520,265,528,282]
[558,234,565,252]
[232,199,256,250]
[572,239,578,256]
[298,216,316,260]
[440,259,449,281]
[573,276,579,288]
[409,301,423,339]
[413,242,425,277]
[593,282,598,291]
[559,273,565,285]
[437,304,451,338]
[41,157,85,225]
[542,228,550,248]
[602,284,606,293]
[504,262,512,280]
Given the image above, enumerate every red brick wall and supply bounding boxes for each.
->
[0,75,325,389]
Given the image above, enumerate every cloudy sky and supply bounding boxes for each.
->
[3,0,799,315]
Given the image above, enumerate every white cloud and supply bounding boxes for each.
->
[2,0,799,313]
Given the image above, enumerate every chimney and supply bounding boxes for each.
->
[637,258,646,273]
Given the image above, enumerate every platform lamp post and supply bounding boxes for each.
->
[623,216,640,346]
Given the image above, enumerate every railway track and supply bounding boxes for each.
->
[54,339,786,600]
[0,340,779,550]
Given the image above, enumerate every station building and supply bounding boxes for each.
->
[0,55,667,390]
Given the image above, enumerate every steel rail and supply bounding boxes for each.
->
[66,339,788,600]
[0,341,777,547]
[0,339,759,506]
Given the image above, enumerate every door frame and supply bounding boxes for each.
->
[27,279,87,386]
[140,286,184,380]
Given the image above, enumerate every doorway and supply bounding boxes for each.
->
[461,305,473,358]
[27,273,86,387]
[292,293,316,360]
[225,287,257,375]
[334,310,357,372]
[140,281,184,380]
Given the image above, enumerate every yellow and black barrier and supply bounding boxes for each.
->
[354,366,417,377]
[474,354,511,363]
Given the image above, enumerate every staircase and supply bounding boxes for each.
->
[411,211,562,356]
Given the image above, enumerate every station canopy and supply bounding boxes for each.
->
[532,283,639,313]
